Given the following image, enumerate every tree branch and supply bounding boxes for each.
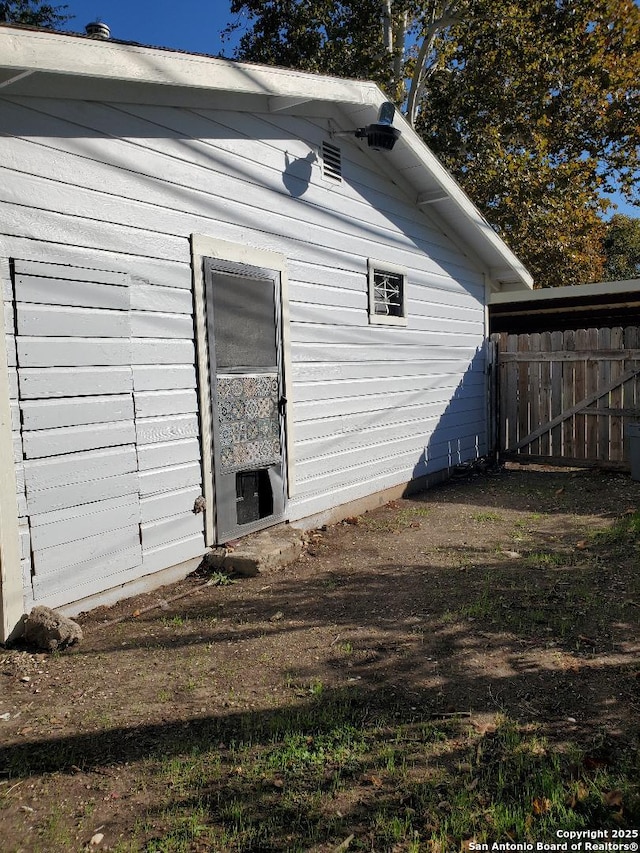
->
[406,3,460,126]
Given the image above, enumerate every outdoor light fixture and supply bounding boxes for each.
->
[333,101,401,151]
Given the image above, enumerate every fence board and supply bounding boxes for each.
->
[598,328,611,462]
[585,328,599,459]
[539,332,551,456]
[528,333,540,455]
[517,334,530,453]
[574,330,587,460]
[550,331,563,456]
[610,328,623,460]
[505,334,518,451]
[562,331,576,458]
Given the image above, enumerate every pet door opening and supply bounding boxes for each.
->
[235,470,274,525]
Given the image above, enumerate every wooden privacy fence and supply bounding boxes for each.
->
[491,327,640,468]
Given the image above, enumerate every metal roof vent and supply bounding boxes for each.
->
[321,141,342,183]
[85,21,110,39]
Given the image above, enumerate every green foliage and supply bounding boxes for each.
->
[603,214,640,281]
[226,0,640,288]
[0,0,70,27]
[224,0,394,88]
[417,0,639,287]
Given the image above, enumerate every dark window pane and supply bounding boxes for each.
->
[373,269,404,317]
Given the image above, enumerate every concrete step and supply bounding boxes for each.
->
[202,524,305,577]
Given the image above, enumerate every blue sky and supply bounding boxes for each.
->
[61,0,239,56]
[60,0,637,219]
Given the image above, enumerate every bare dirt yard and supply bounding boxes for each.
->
[1,463,639,852]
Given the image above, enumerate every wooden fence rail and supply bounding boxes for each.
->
[491,327,640,468]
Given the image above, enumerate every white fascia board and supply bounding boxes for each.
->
[0,28,378,106]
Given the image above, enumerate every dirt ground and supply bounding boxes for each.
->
[1,462,639,851]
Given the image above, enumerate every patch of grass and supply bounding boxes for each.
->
[163,614,187,628]
[511,514,543,540]
[361,505,430,532]
[309,678,324,697]
[144,803,209,852]
[592,510,640,554]
[439,567,604,641]
[5,694,638,852]
[472,511,504,523]
[159,750,222,796]
[459,584,494,620]
[414,716,639,849]
[523,550,573,568]
[263,725,367,775]
[284,677,326,697]
[37,804,73,851]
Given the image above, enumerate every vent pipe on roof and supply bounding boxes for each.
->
[85,21,110,40]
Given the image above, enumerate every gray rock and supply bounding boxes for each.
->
[23,606,83,651]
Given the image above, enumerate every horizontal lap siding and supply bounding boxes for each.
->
[9,261,144,608]
[5,257,204,608]
[1,95,487,538]
[131,278,202,570]
[128,276,202,566]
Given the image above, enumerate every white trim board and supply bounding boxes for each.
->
[0,256,24,642]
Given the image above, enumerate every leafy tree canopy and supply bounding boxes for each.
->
[603,215,640,281]
[0,0,70,28]
[225,0,640,288]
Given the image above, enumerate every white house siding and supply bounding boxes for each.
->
[6,261,140,609]
[1,94,487,604]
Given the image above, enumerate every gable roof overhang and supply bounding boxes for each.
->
[0,25,533,292]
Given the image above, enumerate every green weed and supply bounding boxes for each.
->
[523,550,572,568]
[206,571,236,587]
[473,511,504,523]
[592,510,640,553]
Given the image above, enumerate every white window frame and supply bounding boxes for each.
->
[367,259,408,326]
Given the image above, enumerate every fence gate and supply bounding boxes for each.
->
[491,327,640,468]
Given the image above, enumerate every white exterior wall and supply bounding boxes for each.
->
[0,94,488,610]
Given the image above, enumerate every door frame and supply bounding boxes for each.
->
[191,235,295,547]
